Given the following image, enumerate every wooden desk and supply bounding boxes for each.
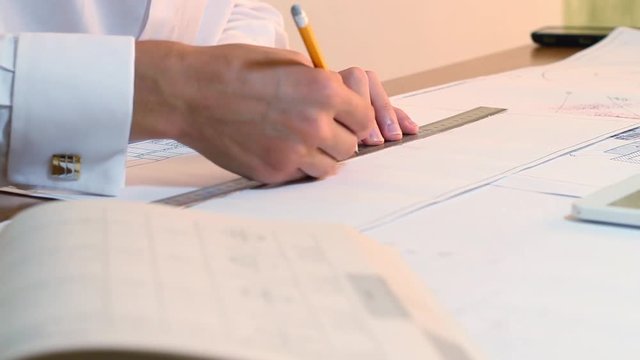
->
[384,44,581,96]
[0,44,581,221]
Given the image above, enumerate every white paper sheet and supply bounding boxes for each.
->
[193,111,637,230]
[0,201,464,360]
[365,184,640,360]
[495,127,640,197]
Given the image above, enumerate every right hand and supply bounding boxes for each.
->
[131,41,374,184]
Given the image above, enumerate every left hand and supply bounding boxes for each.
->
[339,67,418,145]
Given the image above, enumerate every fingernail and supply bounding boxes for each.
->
[385,120,402,136]
[367,129,384,143]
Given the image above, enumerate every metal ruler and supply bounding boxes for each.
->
[154,106,506,207]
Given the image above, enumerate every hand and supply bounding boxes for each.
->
[131,41,374,184]
[339,68,418,145]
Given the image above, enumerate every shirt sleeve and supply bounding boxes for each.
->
[217,0,289,48]
[0,36,15,189]
[4,33,134,196]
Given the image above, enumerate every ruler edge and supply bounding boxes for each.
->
[154,106,507,207]
[356,106,507,156]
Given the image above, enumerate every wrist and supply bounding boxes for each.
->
[131,40,191,142]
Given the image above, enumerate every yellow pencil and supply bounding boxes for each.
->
[291,4,328,69]
[291,4,360,154]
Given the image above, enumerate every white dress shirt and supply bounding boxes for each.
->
[0,0,287,195]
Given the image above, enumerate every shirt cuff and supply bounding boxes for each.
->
[8,33,134,195]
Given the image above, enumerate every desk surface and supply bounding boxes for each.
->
[0,44,580,221]
[384,44,581,96]
[7,44,628,360]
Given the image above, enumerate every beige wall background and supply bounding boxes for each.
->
[267,1,563,81]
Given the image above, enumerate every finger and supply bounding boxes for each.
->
[365,70,406,141]
[261,168,308,185]
[319,120,360,161]
[330,75,374,140]
[240,144,309,185]
[299,149,339,179]
[394,106,419,134]
[339,68,383,145]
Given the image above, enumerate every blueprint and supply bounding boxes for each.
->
[6,28,640,230]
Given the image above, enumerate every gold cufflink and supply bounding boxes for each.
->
[51,154,81,180]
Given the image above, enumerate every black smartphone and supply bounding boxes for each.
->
[531,26,614,47]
